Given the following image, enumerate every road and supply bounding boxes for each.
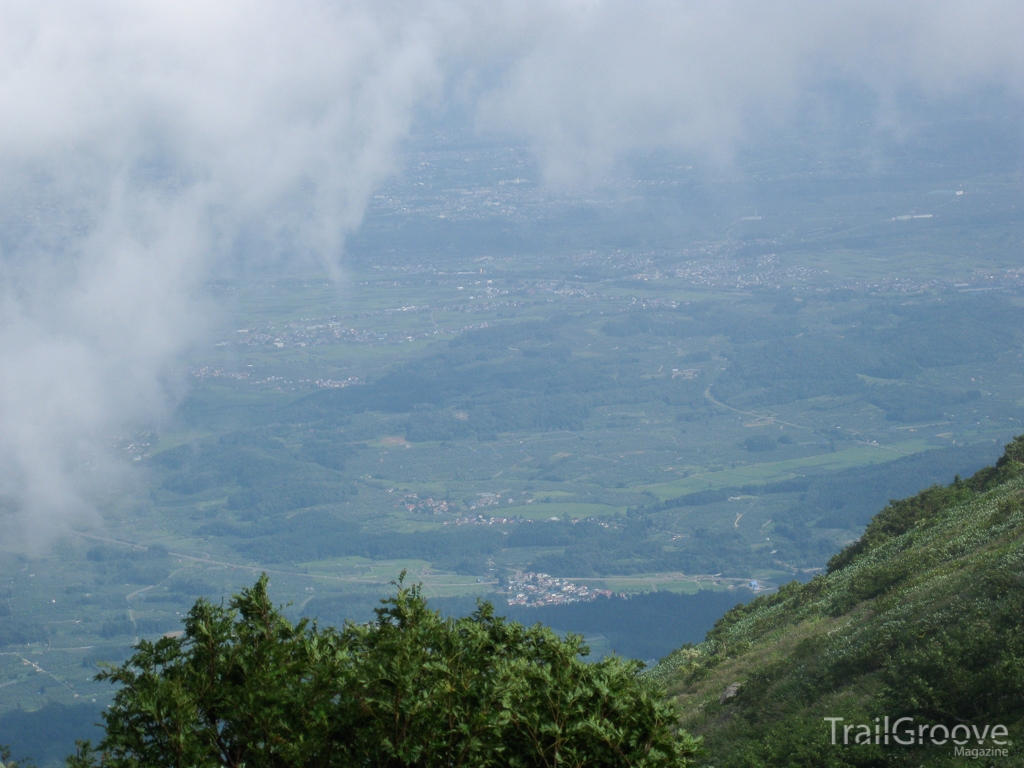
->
[703,386,813,431]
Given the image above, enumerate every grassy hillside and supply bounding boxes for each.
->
[650,436,1024,767]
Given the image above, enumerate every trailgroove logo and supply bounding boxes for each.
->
[824,717,1011,758]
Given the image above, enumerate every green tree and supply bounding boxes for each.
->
[69,575,698,768]
[2,744,36,768]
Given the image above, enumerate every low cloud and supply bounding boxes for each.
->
[476,1,1024,183]
[0,0,1021,544]
[0,0,451,544]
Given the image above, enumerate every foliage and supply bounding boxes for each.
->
[649,436,1024,767]
[137,292,1016,581]
[283,322,707,441]
[712,296,1024,409]
[71,575,698,768]
[2,744,36,768]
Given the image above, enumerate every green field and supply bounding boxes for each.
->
[641,440,935,499]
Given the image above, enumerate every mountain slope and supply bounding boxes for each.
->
[650,436,1024,767]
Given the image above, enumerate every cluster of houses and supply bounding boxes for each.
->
[443,515,518,526]
[228,317,493,350]
[505,572,616,607]
[396,494,453,514]
[314,376,361,389]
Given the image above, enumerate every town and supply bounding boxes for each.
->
[504,572,617,607]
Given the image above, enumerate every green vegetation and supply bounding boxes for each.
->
[69,575,697,768]
[127,288,1020,583]
[648,436,1024,766]
[1,744,36,768]
[19,437,1024,767]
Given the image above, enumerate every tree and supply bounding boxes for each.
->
[2,744,36,768]
[70,575,698,768]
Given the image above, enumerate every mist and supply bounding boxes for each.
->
[1,0,1022,544]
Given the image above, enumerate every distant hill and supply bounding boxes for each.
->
[650,436,1024,767]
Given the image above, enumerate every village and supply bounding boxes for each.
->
[504,572,616,608]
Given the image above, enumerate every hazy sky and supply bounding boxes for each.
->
[1,0,1022,544]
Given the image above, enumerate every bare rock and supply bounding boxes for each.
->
[719,682,742,704]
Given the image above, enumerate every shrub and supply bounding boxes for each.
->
[70,575,699,768]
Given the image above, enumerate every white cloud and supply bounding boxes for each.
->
[0,0,453,544]
[476,1,1024,183]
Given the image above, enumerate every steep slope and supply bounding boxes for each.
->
[650,437,1024,767]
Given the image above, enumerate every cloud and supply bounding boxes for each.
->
[0,0,1021,544]
[0,0,455,544]
[475,1,1024,183]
